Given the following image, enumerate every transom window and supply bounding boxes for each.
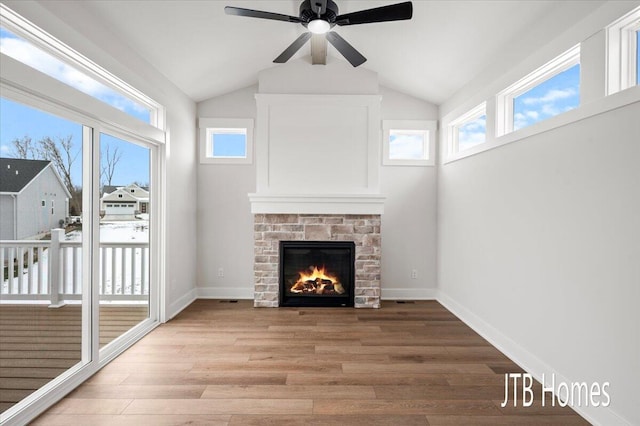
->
[497,45,580,136]
[0,6,162,127]
[448,103,486,155]
[199,118,254,164]
[513,63,580,131]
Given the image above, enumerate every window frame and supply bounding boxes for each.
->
[447,102,487,157]
[199,118,254,165]
[496,44,580,137]
[606,6,640,94]
[382,120,436,166]
[0,4,164,129]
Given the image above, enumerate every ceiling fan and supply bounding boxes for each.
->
[224,0,413,67]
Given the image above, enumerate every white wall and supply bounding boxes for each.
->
[439,101,640,426]
[197,86,257,299]
[437,2,640,425]
[380,87,438,299]
[5,0,198,319]
[196,69,438,300]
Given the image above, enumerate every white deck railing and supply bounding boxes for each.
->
[1,229,149,306]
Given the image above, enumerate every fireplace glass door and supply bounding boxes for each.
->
[280,241,355,307]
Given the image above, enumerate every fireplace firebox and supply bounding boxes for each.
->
[279,241,355,307]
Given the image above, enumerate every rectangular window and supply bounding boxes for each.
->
[448,103,486,156]
[199,118,254,164]
[0,14,161,126]
[209,128,247,158]
[497,45,580,136]
[382,120,436,166]
[513,63,580,131]
[41,200,45,207]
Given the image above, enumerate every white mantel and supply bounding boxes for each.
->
[248,193,385,215]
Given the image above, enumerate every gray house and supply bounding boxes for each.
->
[0,158,71,240]
[100,183,150,219]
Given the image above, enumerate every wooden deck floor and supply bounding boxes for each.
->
[0,304,147,414]
[30,300,589,425]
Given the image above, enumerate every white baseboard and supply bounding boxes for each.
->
[167,288,197,321]
[197,286,253,300]
[381,287,438,300]
[437,291,632,426]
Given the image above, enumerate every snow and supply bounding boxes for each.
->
[2,220,149,300]
[65,219,149,243]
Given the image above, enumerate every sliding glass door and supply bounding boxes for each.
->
[98,133,151,348]
[0,97,159,419]
[0,97,88,414]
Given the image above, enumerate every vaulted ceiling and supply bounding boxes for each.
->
[73,1,604,105]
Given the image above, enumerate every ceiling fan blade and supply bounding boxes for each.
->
[310,0,328,16]
[274,32,313,63]
[224,6,302,23]
[325,31,366,67]
[335,1,413,26]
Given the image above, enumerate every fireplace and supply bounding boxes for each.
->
[253,214,381,308]
[280,241,355,307]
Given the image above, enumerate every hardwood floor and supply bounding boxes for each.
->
[0,305,147,414]
[32,300,589,425]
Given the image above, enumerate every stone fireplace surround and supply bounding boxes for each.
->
[254,213,381,308]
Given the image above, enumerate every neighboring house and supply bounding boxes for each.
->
[0,158,71,240]
[100,183,149,219]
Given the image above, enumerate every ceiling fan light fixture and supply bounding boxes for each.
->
[308,19,330,34]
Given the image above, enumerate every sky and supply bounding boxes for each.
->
[0,28,150,187]
[389,131,426,160]
[0,27,150,122]
[513,63,580,131]
[458,115,486,151]
[212,132,247,157]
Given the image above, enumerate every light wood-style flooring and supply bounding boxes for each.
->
[0,304,147,414]
[32,300,588,425]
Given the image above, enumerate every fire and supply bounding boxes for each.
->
[298,265,337,283]
[290,265,345,295]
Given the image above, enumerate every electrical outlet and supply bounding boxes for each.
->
[218,268,224,278]
[411,269,418,279]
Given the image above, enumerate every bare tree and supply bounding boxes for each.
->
[10,136,38,159]
[101,144,122,187]
[38,135,77,194]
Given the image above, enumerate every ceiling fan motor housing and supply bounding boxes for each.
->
[300,0,339,27]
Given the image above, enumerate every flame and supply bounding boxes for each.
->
[290,265,345,295]
[297,265,337,284]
